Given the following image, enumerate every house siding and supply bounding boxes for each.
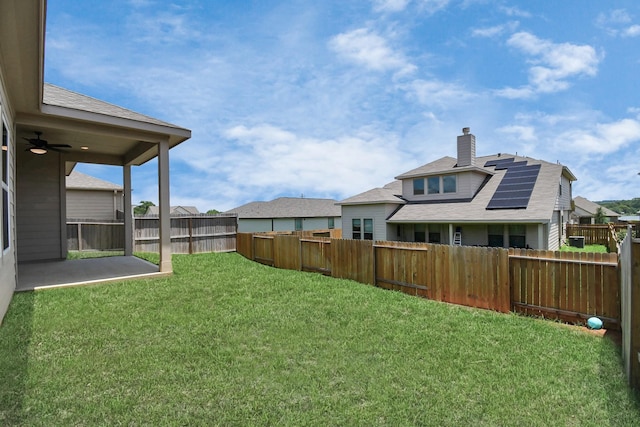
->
[67,189,123,220]
[238,219,273,233]
[549,211,561,250]
[402,170,486,202]
[238,217,342,233]
[16,149,64,262]
[342,204,396,241]
[0,77,16,324]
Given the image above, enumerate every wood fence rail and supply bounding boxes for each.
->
[67,215,237,254]
[237,232,622,330]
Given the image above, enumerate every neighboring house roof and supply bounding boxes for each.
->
[340,153,575,224]
[337,181,404,205]
[573,196,619,217]
[145,206,200,215]
[227,197,342,219]
[65,171,123,191]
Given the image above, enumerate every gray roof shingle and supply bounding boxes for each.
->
[43,83,186,129]
[573,196,619,217]
[227,197,341,219]
[65,171,122,191]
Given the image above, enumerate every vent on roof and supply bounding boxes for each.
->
[486,159,541,210]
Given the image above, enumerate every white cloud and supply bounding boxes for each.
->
[497,125,536,141]
[417,0,450,14]
[472,21,519,38]
[372,0,411,12]
[623,25,640,37]
[329,28,416,75]
[596,9,640,37]
[497,32,601,98]
[498,6,531,18]
[408,79,475,107]
[557,118,640,154]
[597,9,631,26]
[217,124,407,205]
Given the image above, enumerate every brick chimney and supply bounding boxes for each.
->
[456,127,476,167]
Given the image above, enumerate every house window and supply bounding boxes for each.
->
[352,218,373,240]
[427,177,440,194]
[352,219,361,239]
[413,178,424,195]
[509,224,526,248]
[328,218,334,229]
[295,218,303,231]
[414,224,426,242]
[2,121,8,251]
[488,224,503,247]
[363,219,373,240]
[443,175,456,193]
[428,232,441,243]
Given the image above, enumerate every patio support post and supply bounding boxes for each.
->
[123,165,133,256]
[537,224,544,250]
[158,139,172,272]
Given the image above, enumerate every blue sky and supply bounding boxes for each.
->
[45,0,640,211]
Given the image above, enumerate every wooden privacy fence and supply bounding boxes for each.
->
[135,215,237,254]
[67,221,124,251]
[237,233,622,329]
[619,231,640,390]
[510,249,619,329]
[67,215,237,254]
[565,224,625,252]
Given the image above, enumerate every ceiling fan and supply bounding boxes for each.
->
[23,131,72,155]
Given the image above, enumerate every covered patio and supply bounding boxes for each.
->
[16,256,167,292]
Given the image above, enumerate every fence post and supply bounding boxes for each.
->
[77,223,82,251]
[630,239,640,390]
[188,216,194,254]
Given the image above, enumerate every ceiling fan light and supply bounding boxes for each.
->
[29,147,47,155]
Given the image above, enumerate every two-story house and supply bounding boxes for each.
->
[338,128,576,250]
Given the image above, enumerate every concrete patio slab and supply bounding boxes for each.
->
[17,256,168,291]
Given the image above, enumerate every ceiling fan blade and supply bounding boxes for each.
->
[48,144,72,148]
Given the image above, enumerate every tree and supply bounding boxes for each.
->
[206,209,221,215]
[134,201,155,216]
[594,207,607,224]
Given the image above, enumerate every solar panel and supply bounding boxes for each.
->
[484,158,515,168]
[486,162,540,210]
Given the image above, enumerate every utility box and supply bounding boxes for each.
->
[568,236,585,248]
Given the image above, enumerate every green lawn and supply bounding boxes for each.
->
[560,244,609,253]
[1,253,638,426]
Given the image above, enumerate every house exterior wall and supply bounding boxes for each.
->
[549,211,561,250]
[238,218,273,233]
[238,217,342,233]
[401,170,486,202]
[16,149,65,262]
[342,204,397,241]
[0,76,16,324]
[67,189,123,220]
[393,222,550,249]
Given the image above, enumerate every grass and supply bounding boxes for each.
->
[1,252,639,426]
[67,250,124,259]
[560,244,609,253]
